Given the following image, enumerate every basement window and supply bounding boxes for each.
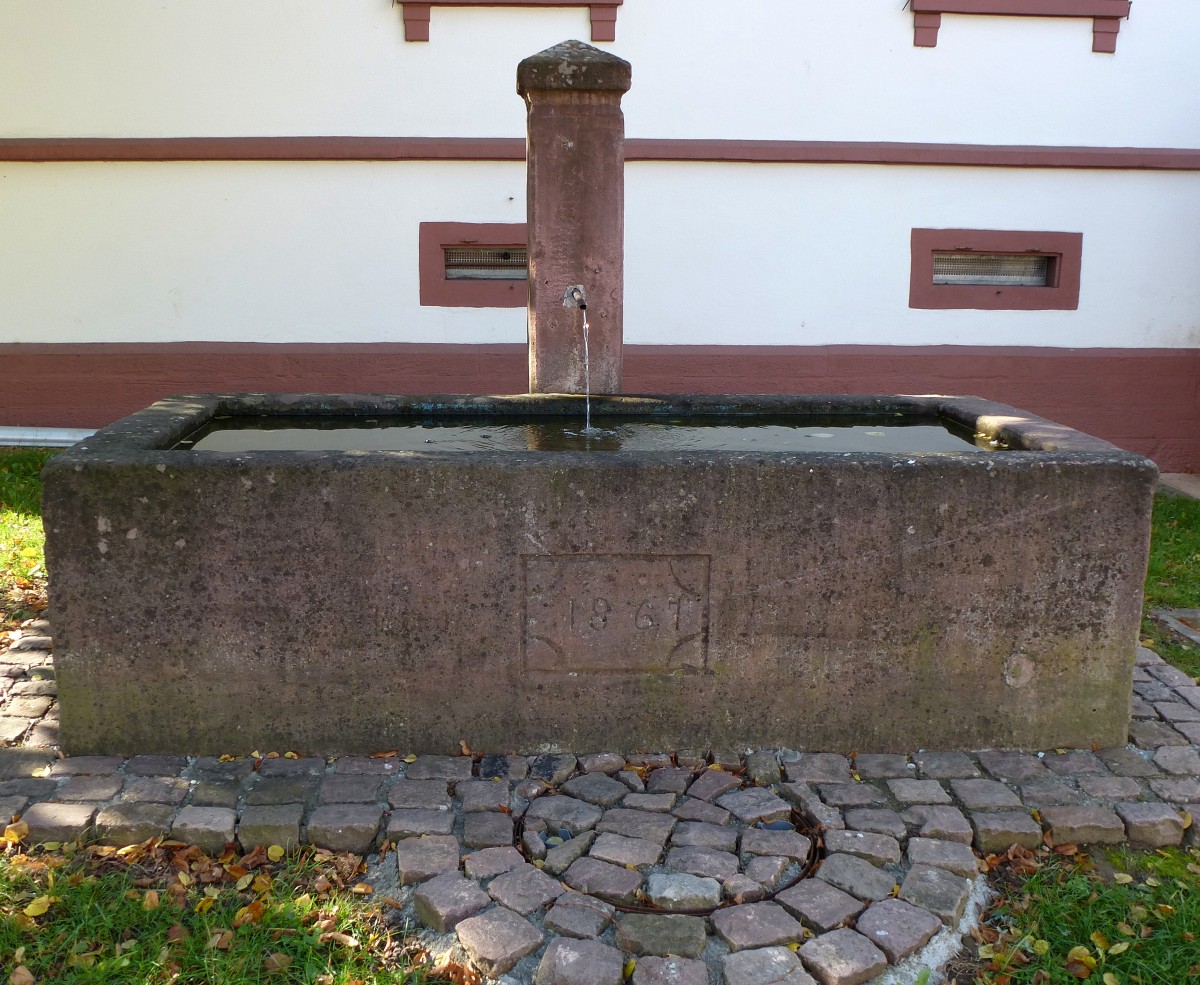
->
[910,229,1082,310]
[419,222,528,307]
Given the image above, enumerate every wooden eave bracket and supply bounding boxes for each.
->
[402,2,621,43]
[910,0,1132,52]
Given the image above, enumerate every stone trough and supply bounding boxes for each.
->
[42,391,1155,755]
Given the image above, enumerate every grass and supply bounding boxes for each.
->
[0,839,432,985]
[0,447,56,630]
[971,845,1200,984]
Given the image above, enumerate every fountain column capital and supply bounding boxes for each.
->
[520,40,630,396]
[517,40,632,98]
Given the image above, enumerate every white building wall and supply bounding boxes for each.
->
[0,0,1196,148]
[3,160,1197,348]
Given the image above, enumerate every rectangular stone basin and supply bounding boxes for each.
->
[42,393,1157,755]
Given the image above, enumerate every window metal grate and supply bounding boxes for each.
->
[444,245,528,281]
[932,252,1051,287]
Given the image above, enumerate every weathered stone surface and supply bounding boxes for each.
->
[619,771,646,793]
[563,856,643,904]
[49,755,122,777]
[778,783,844,831]
[1116,802,1185,846]
[171,806,236,854]
[971,811,1043,853]
[722,946,818,985]
[579,752,626,774]
[784,754,852,784]
[457,779,511,812]
[56,774,122,802]
[0,777,56,800]
[745,855,788,889]
[543,831,597,876]
[414,871,491,932]
[816,853,895,902]
[534,937,625,985]
[1147,662,1197,687]
[387,808,455,838]
[799,929,887,985]
[741,828,812,862]
[0,795,29,819]
[717,787,792,824]
[686,768,742,802]
[853,754,911,780]
[1149,777,1200,802]
[406,755,473,782]
[671,820,738,853]
[898,864,972,924]
[238,804,304,849]
[647,767,695,794]
[950,778,1022,810]
[94,802,174,845]
[776,879,865,932]
[2,695,52,718]
[745,750,783,786]
[527,795,604,836]
[665,846,740,880]
[1153,745,1200,775]
[916,753,984,777]
[977,751,1051,782]
[530,754,578,787]
[562,772,630,807]
[886,779,950,805]
[307,804,382,853]
[395,834,461,884]
[123,776,190,805]
[388,779,452,810]
[464,846,525,880]
[673,797,731,825]
[1041,750,1107,776]
[625,793,677,813]
[590,832,663,869]
[1019,781,1083,806]
[817,784,885,808]
[1154,702,1200,723]
[616,913,708,958]
[125,754,188,776]
[906,837,979,878]
[488,862,566,914]
[456,905,544,977]
[316,773,380,805]
[244,776,317,807]
[645,872,721,910]
[632,955,710,985]
[844,808,907,840]
[711,902,804,952]
[822,830,900,865]
[1041,806,1125,845]
[1078,775,1142,800]
[462,811,513,849]
[1129,721,1188,749]
[334,755,401,776]
[597,808,676,844]
[854,898,942,963]
[478,754,528,780]
[190,777,240,809]
[544,892,615,939]
[258,757,324,777]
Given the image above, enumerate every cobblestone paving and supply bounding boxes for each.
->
[3,624,1200,984]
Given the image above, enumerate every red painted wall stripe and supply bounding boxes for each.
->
[2,343,1195,471]
[1,137,1198,171]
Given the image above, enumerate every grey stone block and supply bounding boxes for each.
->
[886,779,950,805]
[1019,781,1083,806]
[645,872,721,910]
[843,808,906,840]
[664,845,739,880]
[672,797,731,825]
[94,803,175,845]
[487,862,565,914]
[171,806,236,854]
[625,793,677,813]
[783,754,852,784]
[122,776,189,805]
[48,755,123,777]
[741,827,812,862]
[711,901,804,952]
[912,751,980,779]
[647,767,696,795]
[561,772,630,807]
[1078,775,1142,800]
[305,804,382,853]
[543,830,597,876]
[590,832,663,869]
[319,774,382,804]
[1149,777,1200,802]
[1096,747,1159,777]
[405,755,474,782]
[950,778,1022,810]
[463,846,525,880]
[744,750,783,786]
[596,807,676,844]
[776,878,864,933]
[125,754,189,776]
[563,856,643,904]
[716,787,792,824]
[527,795,604,836]
[722,946,818,985]
[387,808,454,838]
[799,929,887,985]
[189,777,240,809]
[632,956,711,985]
[395,834,460,884]
[671,820,738,853]
[816,853,896,902]
[462,810,513,849]
[244,776,316,807]
[1153,745,1200,775]
[238,803,304,849]
[529,754,578,786]
[853,754,910,780]
[898,864,972,924]
[535,938,625,985]
[685,767,742,802]
[456,905,544,977]
[1041,806,1125,845]
[854,898,942,963]
[616,913,708,958]
[906,837,980,878]
[822,830,900,865]
[1116,802,1185,847]
[544,892,615,939]
[388,778,452,809]
[578,752,625,774]
[970,811,1043,854]
[56,774,123,802]
[413,871,491,932]
[817,784,886,808]
[977,751,1050,782]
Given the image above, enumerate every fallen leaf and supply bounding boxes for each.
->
[233,901,264,927]
[350,883,373,895]
[207,930,234,950]
[267,845,285,863]
[9,966,35,985]
[403,754,417,763]
[623,959,637,978]
[283,752,300,760]
[3,820,29,844]
[1033,939,1050,955]
[1102,974,1120,985]
[1108,941,1130,955]
[23,895,56,917]
[1065,960,1093,979]
[143,890,160,910]
[371,750,399,759]
[166,923,190,942]
[318,931,360,948]
[264,953,294,973]
[1090,931,1110,952]
[194,897,215,914]
[459,739,473,757]
[1113,872,1133,884]
[236,873,254,892]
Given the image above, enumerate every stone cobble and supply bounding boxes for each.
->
[3,630,1200,984]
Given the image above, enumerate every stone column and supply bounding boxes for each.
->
[518,40,631,395]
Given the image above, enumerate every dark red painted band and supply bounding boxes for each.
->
[2,342,1195,471]
[1,137,1198,171]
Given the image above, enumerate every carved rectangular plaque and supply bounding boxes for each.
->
[523,554,710,673]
